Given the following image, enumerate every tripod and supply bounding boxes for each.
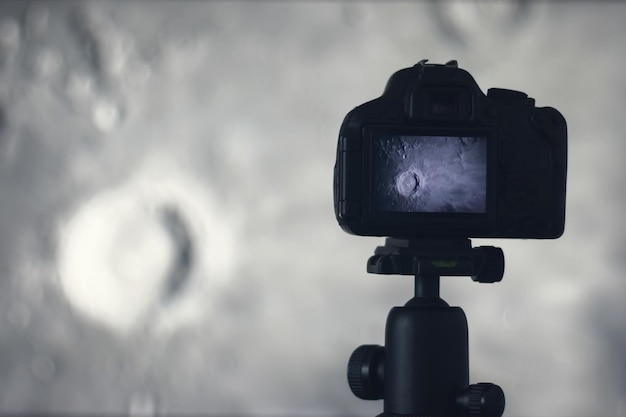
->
[347,238,506,417]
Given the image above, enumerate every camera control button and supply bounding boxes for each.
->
[487,88,528,105]
[531,108,566,129]
[485,107,499,118]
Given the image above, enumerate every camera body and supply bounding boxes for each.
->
[334,60,567,239]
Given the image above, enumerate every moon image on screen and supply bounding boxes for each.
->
[373,135,487,213]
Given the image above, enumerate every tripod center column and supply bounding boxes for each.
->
[414,274,440,299]
[384,295,469,416]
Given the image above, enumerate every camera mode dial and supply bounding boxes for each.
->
[487,88,532,106]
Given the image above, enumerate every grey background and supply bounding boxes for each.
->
[0,1,624,416]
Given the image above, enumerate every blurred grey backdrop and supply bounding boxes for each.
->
[0,1,624,416]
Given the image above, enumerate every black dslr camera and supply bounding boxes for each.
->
[334,60,567,239]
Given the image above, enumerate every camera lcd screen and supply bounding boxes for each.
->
[372,135,488,213]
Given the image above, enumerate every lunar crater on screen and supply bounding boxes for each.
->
[395,170,421,197]
[373,136,487,213]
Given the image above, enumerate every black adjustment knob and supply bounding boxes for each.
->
[472,246,505,283]
[456,382,505,417]
[347,345,384,400]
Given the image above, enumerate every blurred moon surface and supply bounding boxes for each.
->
[57,161,237,334]
[0,1,625,417]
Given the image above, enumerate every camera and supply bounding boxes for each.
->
[334,60,567,239]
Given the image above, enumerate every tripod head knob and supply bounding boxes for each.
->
[347,345,385,400]
[456,382,506,417]
[471,246,505,283]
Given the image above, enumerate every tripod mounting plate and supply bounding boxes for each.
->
[366,238,504,283]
